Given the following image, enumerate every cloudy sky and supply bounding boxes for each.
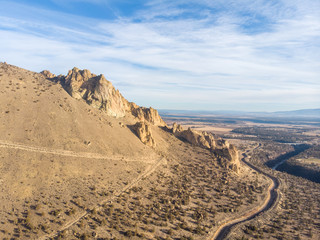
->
[0,0,319,111]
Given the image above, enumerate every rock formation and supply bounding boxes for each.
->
[61,67,129,118]
[130,104,166,126]
[40,70,56,79]
[41,67,166,126]
[172,123,240,171]
[133,121,156,147]
[172,122,183,133]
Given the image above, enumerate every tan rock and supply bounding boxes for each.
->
[172,122,183,133]
[131,105,166,126]
[63,67,96,99]
[40,70,56,78]
[61,67,129,118]
[172,124,240,172]
[133,121,156,147]
[58,67,166,124]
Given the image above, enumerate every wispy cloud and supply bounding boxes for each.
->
[0,0,319,111]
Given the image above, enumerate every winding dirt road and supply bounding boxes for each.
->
[209,148,280,240]
[0,139,154,163]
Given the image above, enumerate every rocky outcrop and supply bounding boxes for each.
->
[61,67,129,118]
[40,70,56,79]
[172,123,222,149]
[45,67,166,124]
[215,144,240,172]
[131,104,166,126]
[172,122,183,134]
[172,123,240,172]
[133,121,156,147]
[63,68,94,98]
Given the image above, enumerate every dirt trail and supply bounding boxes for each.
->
[0,139,166,239]
[208,145,280,240]
[38,157,167,240]
[0,139,153,163]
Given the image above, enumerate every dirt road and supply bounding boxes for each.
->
[0,139,166,239]
[0,139,153,163]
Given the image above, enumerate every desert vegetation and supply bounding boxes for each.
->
[49,141,268,240]
[228,170,320,240]
[226,142,320,240]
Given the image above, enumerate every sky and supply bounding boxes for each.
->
[0,0,319,112]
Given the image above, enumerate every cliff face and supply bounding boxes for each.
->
[172,123,240,172]
[42,68,166,125]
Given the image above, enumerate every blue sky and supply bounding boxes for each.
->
[0,0,319,112]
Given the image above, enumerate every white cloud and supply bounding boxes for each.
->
[0,0,319,111]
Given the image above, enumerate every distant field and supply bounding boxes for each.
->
[170,123,234,134]
[161,112,320,145]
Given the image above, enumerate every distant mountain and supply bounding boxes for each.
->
[273,109,320,117]
[158,109,247,116]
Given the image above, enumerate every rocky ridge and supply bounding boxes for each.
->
[42,68,165,125]
[41,67,239,170]
[172,123,240,171]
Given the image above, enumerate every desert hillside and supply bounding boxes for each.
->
[0,63,268,240]
[0,63,164,157]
